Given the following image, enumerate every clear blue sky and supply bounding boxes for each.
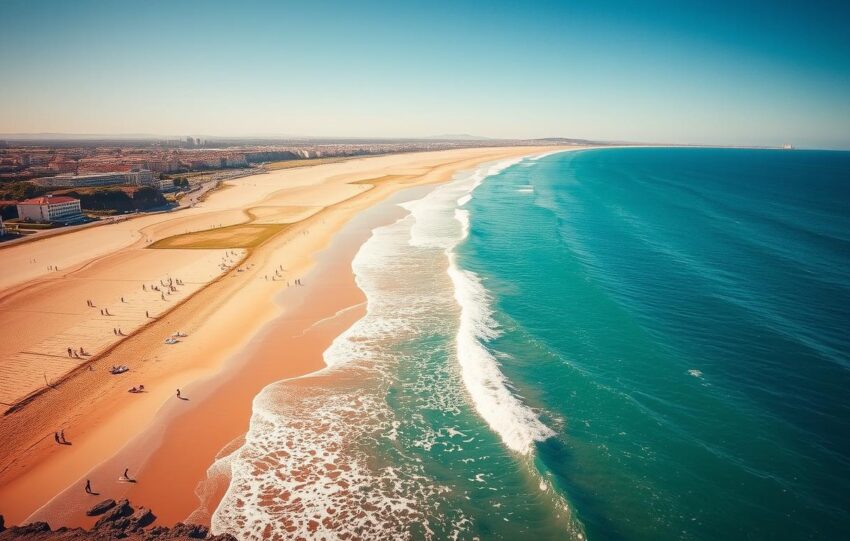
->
[2,0,849,148]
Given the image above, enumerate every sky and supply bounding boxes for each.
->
[1,0,849,149]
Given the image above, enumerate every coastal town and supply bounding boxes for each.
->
[0,136,580,241]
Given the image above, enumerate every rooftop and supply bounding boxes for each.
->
[19,195,79,205]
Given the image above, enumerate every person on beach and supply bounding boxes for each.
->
[84,480,93,494]
[54,432,60,444]
[176,388,182,399]
[60,430,67,443]
[146,310,149,318]
[67,347,72,357]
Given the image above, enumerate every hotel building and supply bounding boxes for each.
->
[16,195,83,223]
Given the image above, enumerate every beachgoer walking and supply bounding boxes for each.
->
[54,432,60,444]
[85,479,92,494]
[176,388,182,399]
[67,347,72,357]
[60,430,66,443]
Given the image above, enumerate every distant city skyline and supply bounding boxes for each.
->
[2,0,849,149]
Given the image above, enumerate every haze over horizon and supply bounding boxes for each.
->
[2,0,849,149]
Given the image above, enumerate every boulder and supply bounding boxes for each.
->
[208,534,238,541]
[86,499,117,516]
[9,521,51,535]
[168,523,209,539]
[144,525,170,539]
[128,507,156,530]
[94,499,133,529]
[0,514,5,532]
[111,517,132,532]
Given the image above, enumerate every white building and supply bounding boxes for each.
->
[156,177,177,192]
[17,195,83,223]
[35,172,128,188]
[127,168,155,186]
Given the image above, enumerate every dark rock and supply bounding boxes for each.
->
[86,499,117,517]
[94,499,133,529]
[110,518,132,531]
[0,501,226,541]
[208,534,238,541]
[0,514,5,532]
[12,522,51,534]
[128,508,156,530]
[145,525,170,538]
[168,523,208,539]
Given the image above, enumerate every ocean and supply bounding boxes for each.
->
[212,147,850,540]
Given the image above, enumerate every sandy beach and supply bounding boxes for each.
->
[0,146,566,527]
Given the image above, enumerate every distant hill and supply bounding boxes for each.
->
[425,134,492,141]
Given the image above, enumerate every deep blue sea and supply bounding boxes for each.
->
[215,147,850,540]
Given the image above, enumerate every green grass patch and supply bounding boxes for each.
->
[148,223,288,249]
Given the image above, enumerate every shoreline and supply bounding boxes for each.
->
[0,146,568,526]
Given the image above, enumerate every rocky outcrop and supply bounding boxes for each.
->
[85,501,115,518]
[0,502,237,541]
[92,499,133,530]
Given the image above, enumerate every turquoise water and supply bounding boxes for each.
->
[214,148,850,540]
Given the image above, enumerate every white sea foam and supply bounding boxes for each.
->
[404,158,522,250]
[404,155,555,454]
[446,252,555,454]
